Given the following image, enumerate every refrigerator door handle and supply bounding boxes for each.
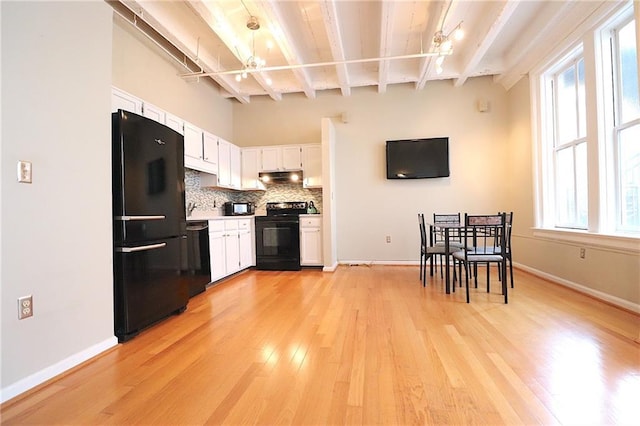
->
[115,215,166,221]
[116,242,167,253]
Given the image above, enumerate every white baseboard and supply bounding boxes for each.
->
[514,262,640,314]
[1,336,118,404]
[322,261,339,272]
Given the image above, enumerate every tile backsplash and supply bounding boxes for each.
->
[185,169,323,216]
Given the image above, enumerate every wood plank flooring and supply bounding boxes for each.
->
[2,265,639,425]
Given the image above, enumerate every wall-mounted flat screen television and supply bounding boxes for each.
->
[386,137,450,179]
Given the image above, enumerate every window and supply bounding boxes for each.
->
[535,2,639,239]
[551,58,588,229]
[611,18,640,231]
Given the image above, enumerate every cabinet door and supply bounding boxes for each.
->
[225,233,240,274]
[183,121,203,160]
[209,232,226,282]
[300,227,323,266]
[281,146,302,170]
[202,132,219,174]
[142,102,165,124]
[218,139,231,186]
[302,145,322,188]
[164,113,183,135]
[260,147,280,171]
[239,230,253,269]
[111,88,142,114]
[230,144,241,189]
[241,149,261,189]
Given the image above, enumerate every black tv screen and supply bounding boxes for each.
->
[386,137,450,179]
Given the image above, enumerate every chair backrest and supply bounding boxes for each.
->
[432,213,462,244]
[463,213,507,255]
[418,213,426,248]
[501,211,513,252]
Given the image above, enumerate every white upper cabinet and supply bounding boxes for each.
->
[183,121,203,160]
[230,144,241,189]
[217,138,231,187]
[202,131,219,173]
[142,102,165,123]
[260,145,302,171]
[164,112,183,135]
[302,144,322,188]
[282,146,303,170]
[111,88,142,114]
[241,148,263,190]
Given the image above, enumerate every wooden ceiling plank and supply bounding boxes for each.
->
[415,0,452,90]
[187,0,282,101]
[378,0,396,94]
[319,0,351,97]
[454,0,520,87]
[256,0,316,99]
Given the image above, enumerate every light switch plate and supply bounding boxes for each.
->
[17,161,32,183]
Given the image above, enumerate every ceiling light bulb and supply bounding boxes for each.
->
[436,65,443,75]
[266,40,274,50]
[235,74,242,82]
[454,26,464,41]
[242,71,248,79]
[441,39,452,52]
[436,55,445,66]
[265,77,272,86]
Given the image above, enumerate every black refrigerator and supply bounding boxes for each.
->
[112,109,189,342]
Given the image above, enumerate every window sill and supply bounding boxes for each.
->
[532,228,640,254]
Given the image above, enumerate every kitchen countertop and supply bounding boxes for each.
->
[187,211,254,221]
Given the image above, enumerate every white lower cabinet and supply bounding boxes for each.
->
[300,215,323,266]
[209,218,255,282]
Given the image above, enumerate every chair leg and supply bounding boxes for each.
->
[509,257,514,288]
[464,262,470,303]
[486,262,490,293]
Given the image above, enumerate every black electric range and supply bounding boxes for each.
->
[255,202,307,270]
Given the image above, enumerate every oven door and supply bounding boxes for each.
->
[255,216,301,270]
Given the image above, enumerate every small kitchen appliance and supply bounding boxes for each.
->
[224,201,255,216]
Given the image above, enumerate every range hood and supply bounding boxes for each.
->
[259,170,303,184]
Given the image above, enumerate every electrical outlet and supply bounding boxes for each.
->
[579,248,586,259]
[386,235,391,243]
[18,295,33,319]
[17,161,32,183]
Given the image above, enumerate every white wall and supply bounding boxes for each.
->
[112,14,233,141]
[1,1,115,400]
[507,77,640,308]
[234,78,510,262]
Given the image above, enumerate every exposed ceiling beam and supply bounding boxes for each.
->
[255,0,316,99]
[416,0,451,90]
[378,0,396,94]
[454,0,520,87]
[118,0,249,104]
[188,0,282,101]
[319,0,351,97]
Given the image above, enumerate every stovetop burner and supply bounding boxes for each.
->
[265,201,307,216]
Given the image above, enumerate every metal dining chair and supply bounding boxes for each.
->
[451,213,508,303]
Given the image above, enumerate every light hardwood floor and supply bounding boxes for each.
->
[2,266,639,425]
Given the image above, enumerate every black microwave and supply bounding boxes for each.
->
[224,202,254,216]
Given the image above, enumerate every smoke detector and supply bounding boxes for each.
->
[246,16,260,31]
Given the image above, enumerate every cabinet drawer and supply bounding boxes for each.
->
[224,219,239,231]
[300,216,322,228]
[238,219,251,231]
[208,220,225,232]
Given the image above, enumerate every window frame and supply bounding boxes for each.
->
[531,1,640,250]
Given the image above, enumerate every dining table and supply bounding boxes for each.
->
[428,221,465,294]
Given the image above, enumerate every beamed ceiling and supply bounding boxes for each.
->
[109,1,622,104]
